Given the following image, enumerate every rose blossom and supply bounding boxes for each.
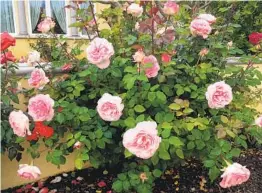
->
[123,121,161,159]
[73,141,82,149]
[0,32,16,52]
[28,94,55,121]
[28,68,49,89]
[61,63,73,71]
[197,14,216,24]
[86,37,114,69]
[37,17,55,33]
[97,93,124,121]
[190,19,212,39]
[220,163,250,188]
[199,48,209,57]
[9,110,31,137]
[141,55,160,78]
[127,3,143,17]
[163,1,180,15]
[255,115,262,127]
[133,50,145,63]
[0,51,16,64]
[161,53,171,63]
[18,164,41,180]
[248,32,262,45]
[205,81,233,109]
[27,51,41,66]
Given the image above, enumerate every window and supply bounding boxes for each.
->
[0,0,15,33]
[0,0,92,38]
[29,0,67,34]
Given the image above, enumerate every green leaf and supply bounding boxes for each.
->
[153,169,162,177]
[148,92,156,102]
[124,149,133,158]
[112,180,123,193]
[78,69,91,77]
[82,153,89,161]
[230,148,241,157]
[221,115,229,124]
[183,108,194,114]
[176,88,184,96]
[117,173,127,181]
[134,105,146,113]
[66,133,74,140]
[151,153,159,165]
[124,117,136,128]
[75,158,83,170]
[175,149,184,159]
[67,139,76,147]
[159,150,171,160]
[187,141,195,150]
[161,129,171,138]
[95,129,103,139]
[56,113,65,124]
[156,91,167,102]
[168,103,180,110]
[195,140,205,150]
[112,68,122,77]
[169,136,184,147]
[209,166,220,182]
[74,131,82,139]
[204,160,215,168]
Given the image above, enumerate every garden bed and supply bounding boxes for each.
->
[3,149,262,193]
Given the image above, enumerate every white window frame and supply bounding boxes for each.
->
[1,0,94,39]
[0,0,18,36]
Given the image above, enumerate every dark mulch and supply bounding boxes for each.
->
[3,149,262,193]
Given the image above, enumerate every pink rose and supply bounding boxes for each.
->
[255,115,262,127]
[163,1,180,15]
[97,93,124,121]
[133,50,145,63]
[86,37,114,69]
[73,141,82,149]
[220,163,250,188]
[61,63,73,71]
[190,19,212,39]
[123,121,161,159]
[28,94,55,121]
[37,17,55,33]
[161,53,171,63]
[199,48,209,57]
[197,14,216,24]
[9,110,31,137]
[28,68,49,89]
[141,55,160,78]
[205,81,233,109]
[17,164,41,180]
[127,3,143,17]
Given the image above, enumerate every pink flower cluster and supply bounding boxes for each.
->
[97,93,124,121]
[190,13,216,39]
[220,163,250,188]
[132,50,160,78]
[28,68,49,89]
[17,164,41,180]
[9,110,30,137]
[205,81,233,109]
[123,121,161,159]
[163,1,180,15]
[86,37,115,69]
[37,17,55,33]
[127,3,143,17]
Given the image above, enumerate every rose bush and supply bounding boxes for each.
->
[1,1,262,193]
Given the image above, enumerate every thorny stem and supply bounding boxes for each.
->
[89,2,100,37]
[3,50,9,84]
[83,26,92,41]
[151,1,155,54]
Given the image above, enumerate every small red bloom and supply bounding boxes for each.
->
[16,188,23,193]
[39,187,49,193]
[97,180,107,188]
[1,32,16,52]
[27,122,54,141]
[26,129,39,141]
[25,184,33,190]
[57,107,63,113]
[249,32,262,45]
[1,51,16,64]
[38,181,44,188]
[71,180,80,185]
[161,53,171,63]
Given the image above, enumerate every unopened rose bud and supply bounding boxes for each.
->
[139,172,148,183]
[73,141,81,149]
[199,48,209,57]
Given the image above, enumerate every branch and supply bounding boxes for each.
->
[95,1,121,8]
[89,2,100,37]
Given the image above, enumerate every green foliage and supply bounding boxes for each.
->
[1,1,262,193]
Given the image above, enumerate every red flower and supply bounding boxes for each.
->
[39,187,49,193]
[1,51,16,64]
[161,53,171,63]
[58,107,63,113]
[1,32,16,51]
[248,32,262,45]
[97,180,107,188]
[26,122,54,141]
[71,180,80,185]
